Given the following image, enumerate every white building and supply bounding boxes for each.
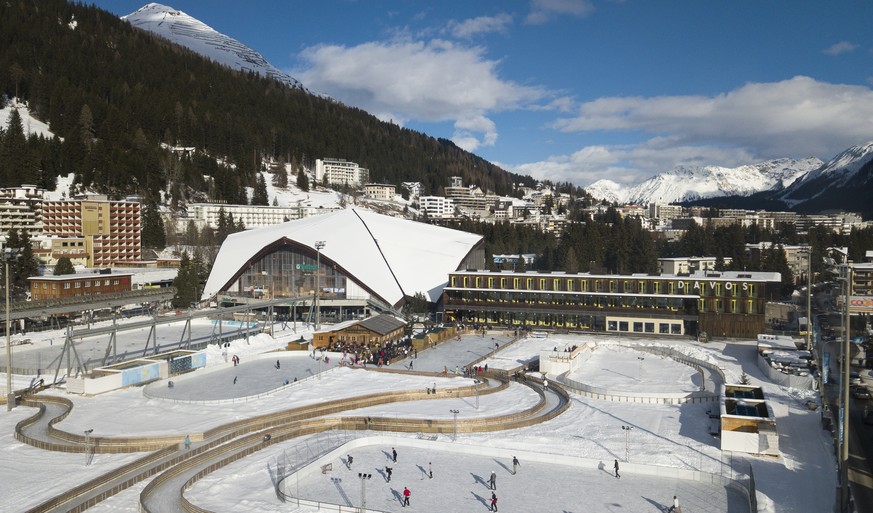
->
[658,256,732,275]
[401,182,423,199]
[419,196,456,218]
[187,203,304,229]
[363,183,396,201]
[315,158,370,188]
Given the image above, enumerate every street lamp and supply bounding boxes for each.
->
[450,409,460,441]
[84,429,93,466]
[621,425,633,462]
[5,259,11,411]
[839,264,853,512]
[357,473,371,513]
[314,241,325,330]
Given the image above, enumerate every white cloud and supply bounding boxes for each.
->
[823,41,858,56]
[507,140,757,186]
[553,76,873,159]
[295,39,545,152]
[447,13,513,39]
[525,0,595,25]
[453,115,498,152]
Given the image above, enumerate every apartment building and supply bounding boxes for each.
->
[187,203,304,229]
[315,158,370,187]
[41,197,141,266]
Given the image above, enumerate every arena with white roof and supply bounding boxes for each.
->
[202,208,484,308]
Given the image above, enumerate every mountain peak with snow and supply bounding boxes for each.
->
[585,157,823,205]
[122,3,306,91]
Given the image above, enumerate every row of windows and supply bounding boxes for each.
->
[607,320,683,335]
[450,275,760,298]
[37,279,122,290]
[449,290,692,312]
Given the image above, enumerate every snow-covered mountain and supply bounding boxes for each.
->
[777,141,873,203]
[585,157,823,205]
[122,3,305,91]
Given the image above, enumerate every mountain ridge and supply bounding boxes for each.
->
[122,3,307,92]
[585,156,823,205]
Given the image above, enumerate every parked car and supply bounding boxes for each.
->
[853,385,871,400]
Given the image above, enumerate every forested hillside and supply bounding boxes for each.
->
[0,0,536,204]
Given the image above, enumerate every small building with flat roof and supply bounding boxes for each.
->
[28,272,133,300]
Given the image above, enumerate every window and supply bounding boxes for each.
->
[75,282,81,288]
[659,323,669,334]
[84,281,91,288]
[608,320,618,331]
[671,323,682,334]
[42,283,47,289]
[633,322,643,332]
[619,321,628,332]
[645,322,655,333]
[63,283,70,289]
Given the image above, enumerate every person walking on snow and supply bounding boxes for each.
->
[402,486,411,506]
[512,456,520,475]
[614,459,620,478]
[489,470,496,490]
[668,495,681,512]
[490,492,498,511]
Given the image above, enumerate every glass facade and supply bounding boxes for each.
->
[232,246,348,299]
[443,270,779,337]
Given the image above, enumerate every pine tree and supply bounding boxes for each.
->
[141,200,167,249]
[54,257,75,275]
[251,173,269,205]
[296,169,310,192]
[172,252,198,308]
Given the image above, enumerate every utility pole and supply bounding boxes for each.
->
[5,258,13,411]
[806,246,813,352]
[840,265,852,512]
[315,241,325,331]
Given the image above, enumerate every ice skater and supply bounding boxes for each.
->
[402,486,411,506]
[488,470,496,490]
[392,447,397,462]
[385,466,393,482]
[347,454,353,469]
[233,376,237,385]
[490,492,498,511]
[614,459,620,478]
[668,495,681,512]
[428,461,433,479]
[512,456,520,475]
[275,360,280,370]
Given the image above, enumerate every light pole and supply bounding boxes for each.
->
[357,472,371,513]
[621,425,633,462]
[84,428,93,466]
[314,241,325,331]
[839,265,852,512]
[5,258,13,411]
[637,357,645,381]
[806,246,813,352]
[450,409,460,441]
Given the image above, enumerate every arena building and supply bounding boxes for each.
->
[202,208,485,312]
[443,269,782,338]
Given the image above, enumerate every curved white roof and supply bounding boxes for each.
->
[202,208,483,305]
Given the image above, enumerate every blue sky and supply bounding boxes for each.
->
[92,1,873,186]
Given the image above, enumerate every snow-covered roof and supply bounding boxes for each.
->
[202,208,483,305]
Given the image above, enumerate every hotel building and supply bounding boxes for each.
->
[443,269,782,339]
